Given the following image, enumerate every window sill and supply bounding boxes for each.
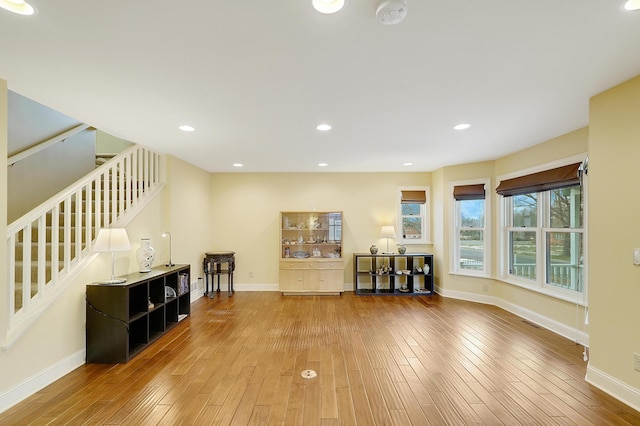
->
[448,270,491,279]
[400,241,433,245]
[496,275,587,306]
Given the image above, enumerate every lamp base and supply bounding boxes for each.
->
[166,263,175,267]
[101,278,127,285]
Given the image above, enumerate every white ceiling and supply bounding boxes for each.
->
[1,1,639,173]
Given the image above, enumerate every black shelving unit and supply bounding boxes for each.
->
[86,264,191,363]
[353,253,433,295]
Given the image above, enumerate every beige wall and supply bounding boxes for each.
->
[588,74,640,391]
[437,160,494,294]
[489,128,588,328]
[431,168,445,290]
[7,129,95,222]
[209,172,432,288]
[0,153,212,406]
[4,73,640,411]
[164,155,213,293]
[430,129,588,334]
[494,127,589,177]
[1,79,8,343]
[95,130,133,156]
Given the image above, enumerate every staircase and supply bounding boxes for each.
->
[4,144,164,349]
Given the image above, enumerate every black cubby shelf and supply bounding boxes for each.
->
[353,253,434,296]
[86,264,191,363]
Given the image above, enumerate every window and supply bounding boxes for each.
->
[328,213,342,242]
[498,161,585,299]
[507,193,538,281]
[397,187,430,244]
[452,181,490,275]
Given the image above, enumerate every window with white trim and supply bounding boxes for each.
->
[452,180,490,276]
[498,162,585,298]
[397,187,430,244]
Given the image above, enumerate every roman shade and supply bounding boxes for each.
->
[495,162,581,197]
[453,184,485,201]
[401,190,426,204]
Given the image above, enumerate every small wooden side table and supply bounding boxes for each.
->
[204,251,235,296]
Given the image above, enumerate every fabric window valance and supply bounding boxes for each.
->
[496,163,581,197]
[401,190,426,204]
[453,184,485,201]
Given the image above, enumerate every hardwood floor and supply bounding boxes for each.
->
[2,292,640,425]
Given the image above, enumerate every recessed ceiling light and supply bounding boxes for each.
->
[312,0,345,14]
[233,163,243,168]
[453,123,471,130]
[316,123,332,131]
[0,0,35,15]
[403,162,413,166]
[624,0,640,10]
[178,125,195,132]
[318,162,328,167]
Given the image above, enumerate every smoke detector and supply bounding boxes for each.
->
[376,0,408,25]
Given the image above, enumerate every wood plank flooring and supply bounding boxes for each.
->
[2,292,639,425]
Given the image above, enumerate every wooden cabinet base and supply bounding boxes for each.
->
[281,291,342,296]
[279,259,344,295]
[279,211,344,295]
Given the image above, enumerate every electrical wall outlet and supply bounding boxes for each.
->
[634,353,640,372]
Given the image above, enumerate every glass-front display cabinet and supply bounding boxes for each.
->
[279,211,344,295]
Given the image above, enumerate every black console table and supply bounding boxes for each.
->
[204,251,235,296]
[86,264,191,363]
[353,253,433,295]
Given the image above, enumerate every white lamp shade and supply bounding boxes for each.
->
[93,228,132,252]
[380,225,397,239]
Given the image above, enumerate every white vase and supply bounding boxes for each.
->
[137,238,155,272]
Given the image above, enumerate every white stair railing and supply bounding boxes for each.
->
[4,144,163,349]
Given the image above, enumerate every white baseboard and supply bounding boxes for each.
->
[190,290,203,303]
[234,283,280,292]
[196,282,589,346]
[437,288,640,413]
[203,283,357,293]
[586,365,640,412]
[0,284,602,416]
[233,283,354,292]
[0,350,85,415]
[438,287,590,347]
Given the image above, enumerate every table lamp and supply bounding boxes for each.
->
[93,228,132,284]
[162,231,174,266]
[380,225,397,254]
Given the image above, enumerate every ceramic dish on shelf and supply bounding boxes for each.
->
[165,286,176,299]
[292,251,310,258]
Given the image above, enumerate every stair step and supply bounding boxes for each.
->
[15,228,87,243]
[14,262,60,288]
[15,260,66,269]
[9,147,160,316]
[14,242,64,259]
[13,242,87,261]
